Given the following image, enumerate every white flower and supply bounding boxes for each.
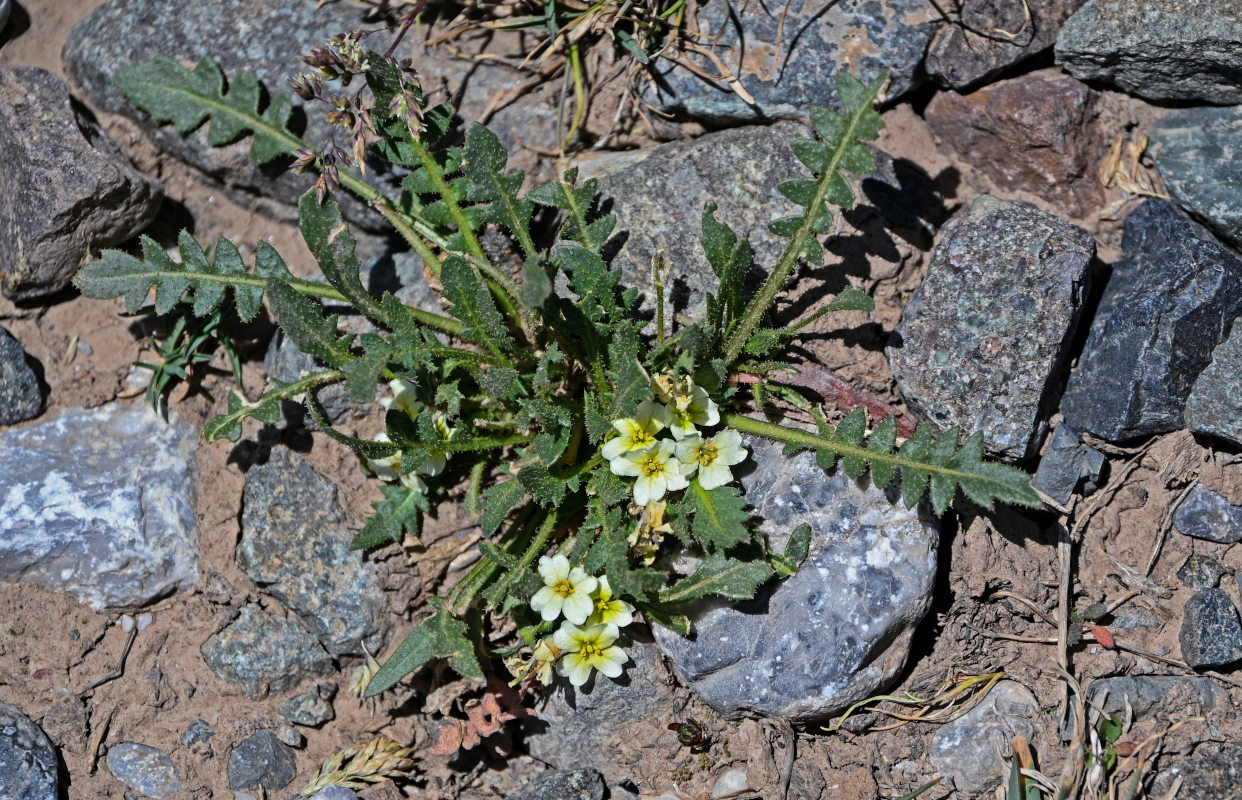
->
[553,622,628,687]
[379,378,423,419]
[665,384,720,440]
[586,576,634,630]
[530,555,597,625]
[676,429,747,490]
[602,400,671,461]
[365,433,428,493]
[610,439,689,505]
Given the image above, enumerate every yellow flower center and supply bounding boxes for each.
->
[697,443,719,466]
[595,598,610,614]
[630,430,655,448]
[554,579,575,598]
[641,454,665,477]
[582,642,604,658]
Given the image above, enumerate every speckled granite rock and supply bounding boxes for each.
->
[1150,106,1242,249]
[0,702,58,800]
[1059,200,1242,442]
[200,603,333,698]
[888,195,1093,460]
[240,446,388,656]
[1173,486,1242,544]
[0,326,42,425]
[924,70,1104,217]
[651,436,939,722]
[0,65,161,300]
[228,731,297,791]
[0,403,199,609]
[645,0,935,122]
[64,0,556,228]
[580,122,942,318]
[1165,742,1242,800]
[277,688,334,727]
[1055,0,1242,104]
[105,743,181,799]
[926,0,1085,90]
[510,770,606,800]
[931,681,1040,794]
[1180,588,1242,669]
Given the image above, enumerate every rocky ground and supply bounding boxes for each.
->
[2,0,1242,799]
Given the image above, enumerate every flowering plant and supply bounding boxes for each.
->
[73,7,1040,723]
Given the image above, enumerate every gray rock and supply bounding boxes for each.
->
[526,635,678,783]
[278,690,334,727]
[0,66,162,301]
[580,123,942,319]
[240,446,389,656]
[0,326,42,425]
[200,603,333,699]
[180,720,213,747]
[646,0,935,122]
[0,0,9,37]
[888,195,1093,460]
[1186,321,1242,448]
[1032,424,1106,506]
[1149,106,1242,249]
[0,402,199,609]
[926,0,1085,90]
[510,769,606,800]
[1084,676,1225,722]
[265,249,443,425]
[227,731,297,791]
[1165,742,1242,800]
[930,681,1041,794]
[105,743,181,799]
[1109,607,1163,632]
[652,436,938,722]
[0,702,58,800]
[275,724,304,749]
[1060,200,1242,442]
[63,0,556,228]
[1180,555,1227,591]
[1055,0,1242,104]
[1180,588,1242,669]
[1173,486,1242,544]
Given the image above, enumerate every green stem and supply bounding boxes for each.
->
[404,133,488,262]
[721,89,880,366]
[437,432,536,453]
[448,505,540,614]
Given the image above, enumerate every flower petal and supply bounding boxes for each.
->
[697,463,732,490]
[563,591,595,626]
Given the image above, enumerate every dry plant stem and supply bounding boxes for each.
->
[735,369,917,438]
[1144,479,1197,576]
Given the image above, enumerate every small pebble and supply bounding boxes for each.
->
[120,614,135,633]
[712,768,748,798]
[136,612,153,630]
[276,724,304,748]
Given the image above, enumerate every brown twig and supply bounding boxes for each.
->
[733,368,918,438]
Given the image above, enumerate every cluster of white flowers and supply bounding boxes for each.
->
[365,379,452,493]
[605,373,746,506]
[507,555,635,688]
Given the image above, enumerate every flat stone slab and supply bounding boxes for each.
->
[1055,0,1242,104]
[105,743,181,799]
[0,403,199,609]
[651,437,938,722]
[888,195,1093,460]
[1059,200,1242,441]
[240,446,389,656]
[0,65,161,300]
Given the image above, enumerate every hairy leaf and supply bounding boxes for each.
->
[769,523,811,578]
[366,597,482,696]
[463,124,535,256]
[115,58,296,165]
[441,255,515,355]
[479,478,527,537]
[659,553,772,604]
[265,279,352,368]
[299,192,385,322]
[74,234,294,321]
[689,483,751,552]
[353,484,427,550]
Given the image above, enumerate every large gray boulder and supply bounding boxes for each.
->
[0,403,199,609]
[651,437,939,722]
[0,66,161,300]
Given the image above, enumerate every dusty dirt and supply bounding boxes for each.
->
[2,1,1241,799]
